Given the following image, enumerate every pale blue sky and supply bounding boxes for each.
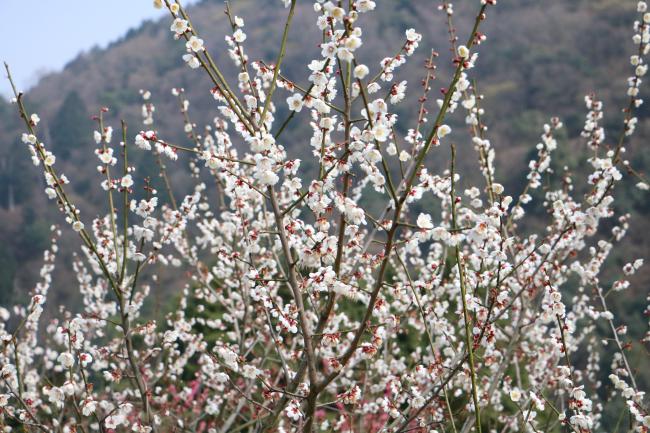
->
[1,0,197,95]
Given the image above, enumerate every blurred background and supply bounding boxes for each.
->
[0,0,648,427]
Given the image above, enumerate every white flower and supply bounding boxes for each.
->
[183,54,201,69]
[218,346,240,372]
[58,352,75,369]
[367,82,381,94]
[248,133,276,153]
[80,353,93,367]
[239,72,251,84]
[62,381,75,396]
[45,187,57,199]
[463,97,476,111]
[437,125,452,138]
[510,389,522,402]
[163,330,179,344]
[170,18,188,35]
[343,198,366,225]
[356,0,376,13]
[321,42,338,58]
[286,401,303,421]
[186,36,204,52]
[30,113,40,125]
[46,387,65,407]
[105,415,122,429]
[242,365,260,379]
[98,149,115,165]
[21,133,37,144]
[255,156,279,186]
[81,398,97,416]
[215,372,229,383]
[258,170,279,186]
[365,149,382,164]
[431,226,450,242]
[354,64,369,79]
[372,123,390,142]
[345,36,362,51]
[233,29,247,43]
[338,385,361,404]
[43,152,56,166]
[491,183,504,194]
[458,45,470,59]
[390,80,407,104]
[135,134,152,150]
[337,47,354,62]
[601,310,614,320]
[405,28,421,42]
[121,174,134,188]
[286,93,304,112]
[416,213,434,230]
[72,221,85,232]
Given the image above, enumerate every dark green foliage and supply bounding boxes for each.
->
[50,91,90,158]
[18,220,52,262]
[0,145,32,209]
[0,245,16,305]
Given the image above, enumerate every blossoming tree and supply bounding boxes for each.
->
[1,0,649,432]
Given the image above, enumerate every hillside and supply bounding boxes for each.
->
[0,0,647,321]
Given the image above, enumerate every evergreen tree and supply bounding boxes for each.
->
[0,245,16,305]
[50,91,89,158]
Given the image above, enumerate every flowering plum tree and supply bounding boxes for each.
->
[1,0,649,432]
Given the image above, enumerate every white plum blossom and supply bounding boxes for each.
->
[186,36,204,52]
[371,123,390,142]
[170,18,189,35]
[43,152,56,166]
[182,53,201,69]
[437,124,452,138]
[57,352,74,369]
[354,64,370,79]
[233,29,247,43]
[417,213,434,229]
[286,93,304,112]
[45,187,57,199]
[510,388,522,402]
[1,1,648,432]
[254,156,279,186]
[458,45,470,59]
[121,174,134,189]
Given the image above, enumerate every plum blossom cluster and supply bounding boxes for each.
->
[1,0,649,432]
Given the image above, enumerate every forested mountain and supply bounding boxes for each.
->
[0,0,647,329]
